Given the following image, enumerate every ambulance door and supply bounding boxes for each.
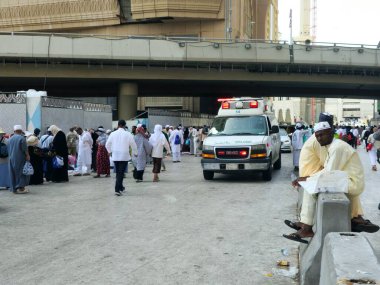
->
[267,117,279,161]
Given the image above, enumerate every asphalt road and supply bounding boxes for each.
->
[0,147,378,285]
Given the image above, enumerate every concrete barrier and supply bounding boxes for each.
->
[299,193,351,285]
[320,232,380,285]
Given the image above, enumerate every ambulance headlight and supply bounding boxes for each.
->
[251,144,266,152]
[203,145,214,151]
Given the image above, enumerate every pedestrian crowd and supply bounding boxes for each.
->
[0,122,210,196]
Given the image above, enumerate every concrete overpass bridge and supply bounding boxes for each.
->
[0,32,379,118]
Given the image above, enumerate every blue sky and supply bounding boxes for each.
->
[278,0,380,45]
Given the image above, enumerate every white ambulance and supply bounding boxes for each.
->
[201,97,281,181]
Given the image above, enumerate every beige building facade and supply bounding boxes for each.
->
[0,0,279,118]
[0,0,278,40]
[273,97,325,125]
[273,97,377,126]
[325,98,377,125]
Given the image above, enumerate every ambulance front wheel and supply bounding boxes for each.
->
[262,160,273,181]
[203,170,214,180]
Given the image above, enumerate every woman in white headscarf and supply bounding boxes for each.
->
[133,124,152,182]
[94,127,110,178]
[27,135,44,185]
[149,125,171,182]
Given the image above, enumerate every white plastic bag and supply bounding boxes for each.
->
[22,161,34,176]
[81,166,88,174]
[299,170,348,194]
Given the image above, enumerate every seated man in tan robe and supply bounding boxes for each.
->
[283,115,379,244]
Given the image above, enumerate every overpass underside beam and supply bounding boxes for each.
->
[0,63,380,99]
[1,55,379,78]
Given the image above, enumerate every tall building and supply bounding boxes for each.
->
[0,1,278,40]
[273,97,377,126]
[272,97,324,125]
[325,98,377,125]
[0,0,279,117]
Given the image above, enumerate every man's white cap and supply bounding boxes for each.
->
[314,121,331,132]
[13,125,23,131]
[165,125,170,128]
[295,122,303,128]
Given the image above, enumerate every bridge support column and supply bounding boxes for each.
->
[118,83,138,120]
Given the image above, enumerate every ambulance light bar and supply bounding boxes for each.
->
[217,97,262,102]
[217,98,235,102]
[219,98,260,109]
[221,102,230,109]
[249,101,258,108]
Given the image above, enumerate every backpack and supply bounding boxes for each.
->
[0,138,8,158]
[202,127,209,135]
[174,134,181,145]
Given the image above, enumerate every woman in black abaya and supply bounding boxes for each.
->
[49,125,69,182]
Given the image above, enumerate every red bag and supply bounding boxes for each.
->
[367,143,373,151]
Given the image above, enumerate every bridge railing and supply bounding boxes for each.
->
[0,31,378,49]
[0,32,379,69]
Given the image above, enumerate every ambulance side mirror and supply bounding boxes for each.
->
[270,126,279,134]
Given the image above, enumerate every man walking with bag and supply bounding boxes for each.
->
[8,125,30,194]
[169,126,183,162]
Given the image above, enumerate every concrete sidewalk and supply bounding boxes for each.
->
[356,147,380,259]
[1,146,379,285]
[0,153,300,284]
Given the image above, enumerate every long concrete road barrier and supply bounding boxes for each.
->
[320,232,380,285]
[299,193,351,285]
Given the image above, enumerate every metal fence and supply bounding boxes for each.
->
[0,93,112,134]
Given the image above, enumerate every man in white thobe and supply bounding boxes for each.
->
[169,127,184,162]
[75,128,93,176]
[106,120,137,196]
[336,126,346,138]
[351,126,359,149]
[190,127,199,156]
[291,122,305,171]
[284,120,379,244]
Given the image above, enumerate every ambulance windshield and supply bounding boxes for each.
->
[209,116,268,136]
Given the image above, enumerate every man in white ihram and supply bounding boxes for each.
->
[169,126,184,163]
[283,120,379,244]
[291,122,305,171]
[74,127,93,176]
